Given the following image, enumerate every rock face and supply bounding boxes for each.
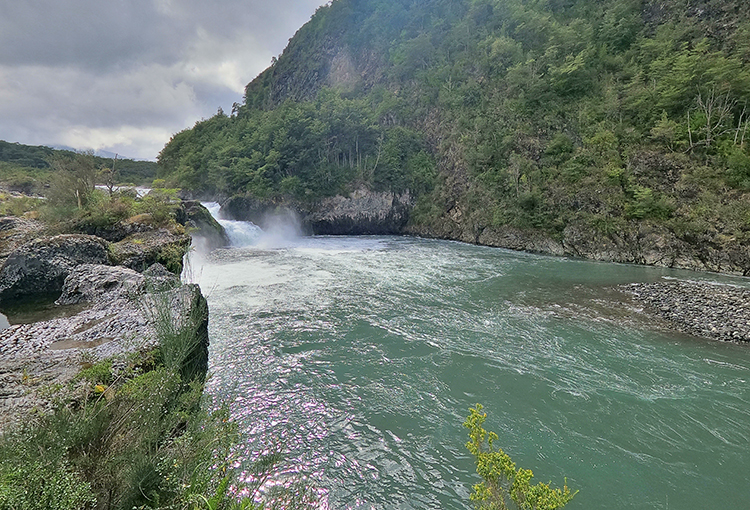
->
[109,229,191,274]
[0,216,45,267]
[561,222,750,275]
[55,264,146,305]
[408,214,750,276]
[305,189,413,235]
[220,195,273,223]
[182,200,229,249]
[625,280,750,342]
[0,234,110,304]
[0,267,208,433]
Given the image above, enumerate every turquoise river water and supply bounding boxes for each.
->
[186,205,750,509]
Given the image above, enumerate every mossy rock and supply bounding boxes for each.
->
[109,229,191,274]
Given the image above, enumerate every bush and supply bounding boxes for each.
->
[0,460,95,510]
[0,194,44,217]
[137,188,181,226]
[624,185,675,220]
[464,404,576,510]
[726,149,750,190]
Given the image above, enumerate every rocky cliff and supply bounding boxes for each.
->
[408,215,750,276]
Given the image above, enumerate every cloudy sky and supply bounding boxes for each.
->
[0,0,327,160]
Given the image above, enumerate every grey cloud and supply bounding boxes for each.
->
[0,0,323,72]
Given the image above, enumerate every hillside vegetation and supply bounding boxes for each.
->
[157,0,750,273]
[0,140,157,194]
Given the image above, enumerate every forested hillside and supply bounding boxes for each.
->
[157,0,750,274]
[0,140,157,193]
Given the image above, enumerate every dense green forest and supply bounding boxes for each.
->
[0,140,157,193]
[157,0,750,269]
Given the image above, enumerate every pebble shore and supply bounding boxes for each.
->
[624,280,750,342]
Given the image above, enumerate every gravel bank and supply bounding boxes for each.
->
[624,280,750,342]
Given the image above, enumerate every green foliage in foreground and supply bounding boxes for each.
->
[465,405,576,510]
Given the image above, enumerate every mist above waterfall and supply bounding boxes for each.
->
[201,202,302,249]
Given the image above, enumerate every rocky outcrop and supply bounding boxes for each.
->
[221,188,413,235]
[561,222,750,275]
[182,200,229,249]
[55,264,146,305]
[70,213,156,242]
[0,234,110,305]
[477,226,565,256]
[409,211,750,276]
[220,195,277,224]
[625,280,750,342]
[305,189,413,235]
[0,216,45,266]
[0,266,208,433]
[109,229,191,274]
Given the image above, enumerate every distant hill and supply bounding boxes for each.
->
[156,0,750,273]
[0,140,157,187]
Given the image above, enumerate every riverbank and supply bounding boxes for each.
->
[0,196,254,508]
[214,189,750,277]
[624,280,750,343]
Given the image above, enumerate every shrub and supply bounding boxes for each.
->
[137,188,181,226]
[464,404,576,510]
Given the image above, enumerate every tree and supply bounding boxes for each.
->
[46,151,98,210]
[464,404,577,510]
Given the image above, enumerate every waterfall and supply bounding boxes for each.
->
[202,202,262,247]
[202,202,301,249]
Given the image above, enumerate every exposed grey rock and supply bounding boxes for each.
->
[56,264,145,305]
[410,214,749,276]
[220,195,273,223]
[143,262,181,291]
[0,277,209,433]
[109,229,191,274]
[477,225,565,256]
[182,200,229,249]
[305,188,413,235]
[0,216,45,266]
[624,280,750,342]
[221,189,413,236]
[0,234,110,304]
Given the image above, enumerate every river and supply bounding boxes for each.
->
[186,204,750,509]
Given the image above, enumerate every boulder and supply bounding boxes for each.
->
[55,264,145,305]
[182,200,229,249]
[143,262,182,291]
[0,234,110,305]
[109,229,191,274]
[0,216,45,266]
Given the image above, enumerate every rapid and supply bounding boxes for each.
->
[185,203,750,509]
